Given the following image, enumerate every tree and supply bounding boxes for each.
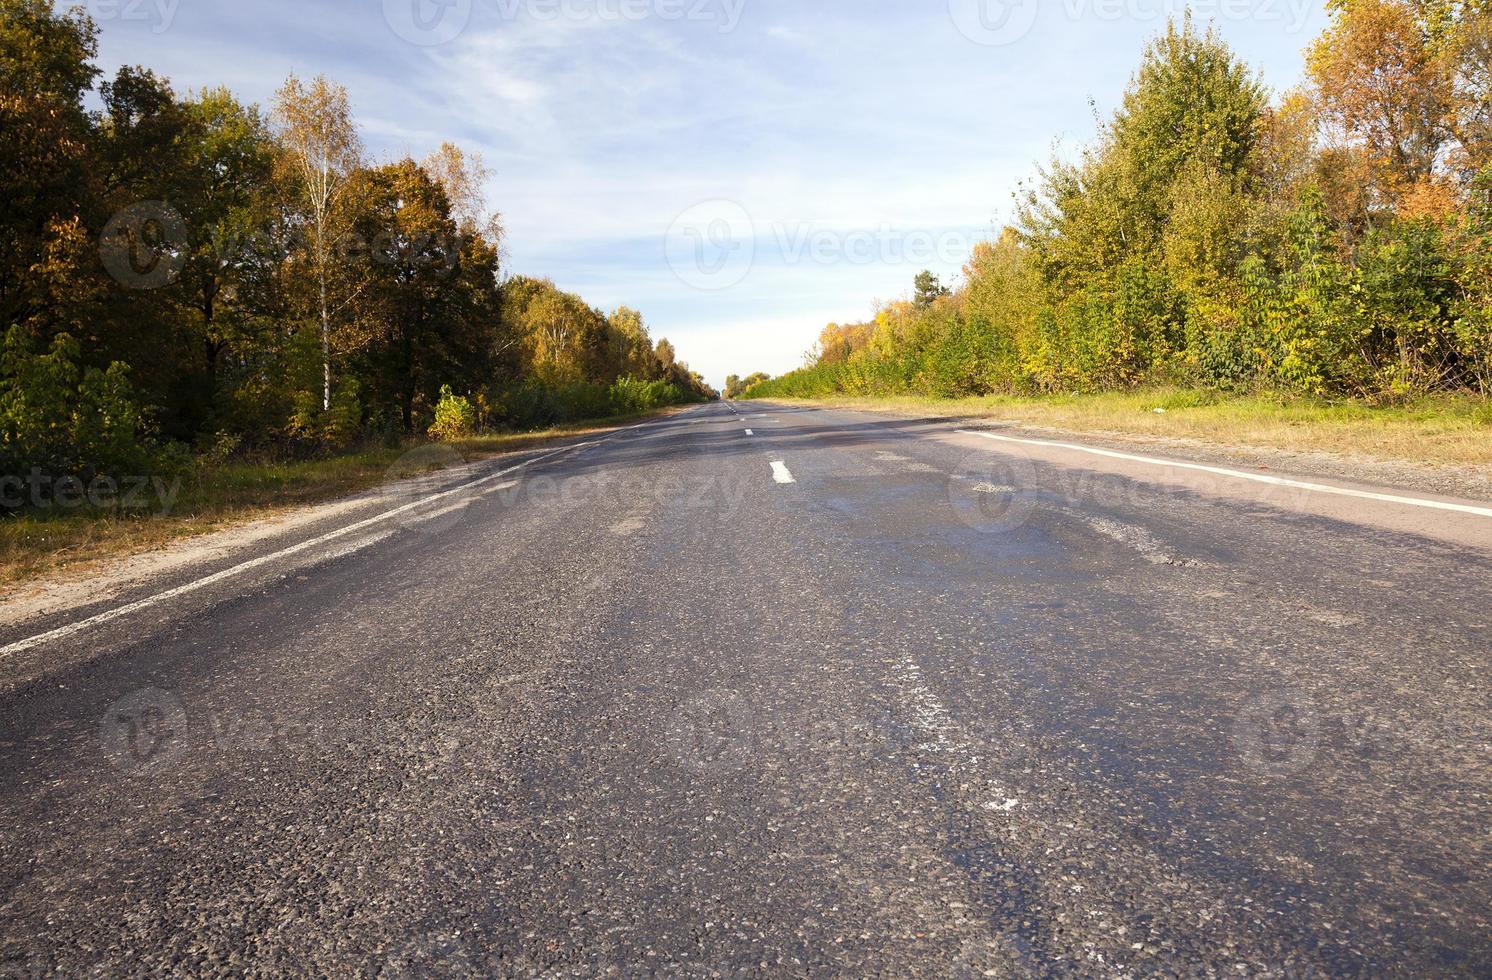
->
[499,276,613,386]
[654,337,677,377]
[345,159,467,431]
[606,305,653,378]
[1020,18,1266,291]
[913,271,950,309]
[0,0,98,103]
[90,65,203,436]
[271,74,361,411]
[813,321,875,364]
[738,371,770,395]
[1308,0,1453,209]
[176,87,277,418]
[422,141,504,248]
[0,0,99,338]
[97,66,193,201]
[0,7,706,479]
[961,229,1037,389]
[0,326,145,488]
[1445,3,1492,178]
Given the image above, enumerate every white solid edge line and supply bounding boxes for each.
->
[0,414,688,658]
[770,461,796,485]
[954,429,1492,520]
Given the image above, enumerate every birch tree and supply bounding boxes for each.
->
[271,74,360,410]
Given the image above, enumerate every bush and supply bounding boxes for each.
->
[323,379,364,448]
[428,385,477,441]
[483,377,697,429]
[1,326,151,507]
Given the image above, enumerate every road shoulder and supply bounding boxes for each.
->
[758,398,1492,503]
[0,408,695,634]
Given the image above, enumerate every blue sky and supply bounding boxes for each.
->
[84,0,1329,388]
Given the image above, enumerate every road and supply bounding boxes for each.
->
[2,400,1490,976]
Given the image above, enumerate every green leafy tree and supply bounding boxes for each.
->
[177,87,277,419]
[913,270,950,309]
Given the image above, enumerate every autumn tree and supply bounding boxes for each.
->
[1308,0,1454,212]
[654,338,677,376]
[271,74,361,410]
[814,321,874,364]
[607,305,656,378]
[731,370,773,397]
[0,0,99,338]
[423,141,504,249]
[1445,3,1492,177]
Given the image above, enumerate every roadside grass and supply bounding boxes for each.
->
[1,409,680,588]
[755,389,1492,469]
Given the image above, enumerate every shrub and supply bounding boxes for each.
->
[428,385,478,441]
[482,377,696,429]
[0,326,150,506]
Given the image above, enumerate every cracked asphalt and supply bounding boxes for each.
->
[1,401,1490,976]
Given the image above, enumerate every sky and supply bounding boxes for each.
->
[83,0,1331,389]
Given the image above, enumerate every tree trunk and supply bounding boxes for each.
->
[319,268,331,411]
[203,286,217,397]
[401,321,415,433]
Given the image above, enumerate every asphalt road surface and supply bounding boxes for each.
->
[2,401,1490,976]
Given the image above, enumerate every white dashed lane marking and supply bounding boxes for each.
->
[770,461,796,485]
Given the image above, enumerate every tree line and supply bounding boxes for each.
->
[746,2,1492,404]
[1,0,713,506]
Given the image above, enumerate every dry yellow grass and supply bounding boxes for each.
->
[765,390,1492,469]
